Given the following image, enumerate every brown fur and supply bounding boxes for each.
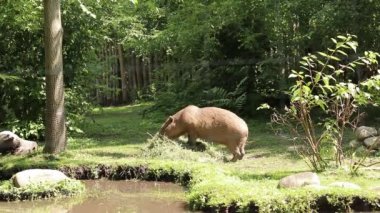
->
[159,105,249,161]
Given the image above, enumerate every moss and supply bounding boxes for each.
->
[0,179,85,201]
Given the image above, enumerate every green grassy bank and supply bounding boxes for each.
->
[1,103,380,212]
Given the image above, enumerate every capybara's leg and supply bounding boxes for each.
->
[228,145,241,162]
[238,147,245,160]
[238,143,246,160]
[237,137,247,160]
[187,132,197,145]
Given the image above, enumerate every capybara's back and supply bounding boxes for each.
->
[196,107,248,145]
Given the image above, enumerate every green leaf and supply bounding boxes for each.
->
[337,35,347,40]
[361,59,370,65]
[323,77,330,86]
[257,103,270,110]
[317,52,329,58]
[317,60,325,66]
[337,50,348,56]
[346,41,358,52]
[315,72,321,82]
[329,55,341,61]
[327,65,335,70]
[302,85,311,95]
[334,69,344,75]
[300,61,308,66]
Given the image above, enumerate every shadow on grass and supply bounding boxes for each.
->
[238,170,311,181]
[88,151,134,159]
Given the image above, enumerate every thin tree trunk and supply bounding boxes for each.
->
[112,45,118,104]
[135,55,141,90]
[101,45,107,105]
[43,0,67,153]
[147,55,152,86]
[142,57,147,89]
[117,44,128,103]
[130,52,137,101]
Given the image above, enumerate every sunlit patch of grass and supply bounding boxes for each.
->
[140,134,225,162]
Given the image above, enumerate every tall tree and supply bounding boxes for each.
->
[43,0,67,153]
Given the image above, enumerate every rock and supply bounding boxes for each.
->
[329,181,361,190]
[287,145,305,153]
[0,131,37,155]
[278,172,320,188]
[363,137,380,149]
[349,140,361,148]
[355,126,378,141]
[12,169,69,188]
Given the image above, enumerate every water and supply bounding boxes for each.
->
[0,180,191,213]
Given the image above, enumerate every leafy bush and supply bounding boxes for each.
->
[150,75,247,117]
[0,69,46,140]
[262,35,380,172]
[0,69,96,139]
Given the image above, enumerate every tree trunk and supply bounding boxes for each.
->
[142,57,147,89]
[135,55,141,90]
[129,52,137,101]
[43,0,67,153]
[117,44,128,103]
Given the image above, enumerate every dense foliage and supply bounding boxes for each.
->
[1,0,380,137]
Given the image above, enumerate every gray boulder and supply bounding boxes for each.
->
[355,126,378,141]
[329,181,361,190]
[363,137,380,149]
[12,169,69,188]
[0,131,37,155]
[278,172,320,188]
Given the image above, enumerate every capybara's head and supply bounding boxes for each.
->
[159,116,183,139]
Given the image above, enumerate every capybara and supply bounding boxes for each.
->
[159,105,248,161]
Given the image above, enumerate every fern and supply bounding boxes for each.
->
[200,77,247,112]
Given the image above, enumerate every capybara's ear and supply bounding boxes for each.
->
[159,116,174,134]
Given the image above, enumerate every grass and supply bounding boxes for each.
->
[1,102,380,211]
[0,179,84,201]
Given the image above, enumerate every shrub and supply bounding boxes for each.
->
[261,35,380,171]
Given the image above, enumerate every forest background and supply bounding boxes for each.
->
[1,0,380,139]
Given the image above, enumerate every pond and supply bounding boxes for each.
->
[0,180,193,213]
